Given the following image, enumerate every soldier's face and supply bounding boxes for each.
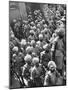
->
[50,65,55,72]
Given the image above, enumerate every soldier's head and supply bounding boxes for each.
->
[55,28,65,39]
[18,52,24,59]
[32,52,37,58]
[12,53,17,62]
[30,21,35,26]
[32,57,39,66]
[26,46,33,54]
[29,30,35,36]
[43,44,49,53]
[48,61,57,72]
[56,20,64,28]
[30,40,35,47]
[24,54,32,64]
[12,46,18,54]
[20,39,27,48]
[39,34,43,41]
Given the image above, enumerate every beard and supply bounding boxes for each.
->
[50,69,55,72]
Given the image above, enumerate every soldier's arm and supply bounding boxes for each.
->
[31,69,37,79]
[21,66,25,76]
[44,74,50,86]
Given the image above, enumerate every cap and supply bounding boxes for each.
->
[26,46,33,54]
[21,39,26,46]
[12,46,18,52]
[24,54,32,63]
[48,61,56,69]
[32,57,39,64]
[39,34,43,40]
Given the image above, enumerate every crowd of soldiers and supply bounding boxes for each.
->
[9,4,66,88]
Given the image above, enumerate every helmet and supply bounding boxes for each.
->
[35,20,38,24]
[32,52,37,57]
[37,23,41,28]
[28,15,32,18]
[24,54,32,63]
[56,28,65,37]
[41,28,48,34]
[48,61,56,69]
[43,44,48,50]
[12,54,17,62]
[31,40,35,46]
[36,41,41,47]
[21,39,26,46]
[37,28,41,34]
[32,26,36,30]
[42,19,45,23]
[12,46,18,52]
[26,46,33,54]
[43,24,48,28]
[39,34,43,40]
[61,16,65,22]
[30,22,35,26]
[13,53,16,58]
[32,57,39,64]
[29,30,35,35]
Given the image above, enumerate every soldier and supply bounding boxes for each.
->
[41,44,51,68]
[21,54,32,87]
[44,61,63,86]
[12,46,19,55]
[55,28,65,76]
[26,46,33,55]
[30,57,45,87]
[28,30,35,42]
[30,40,36,48]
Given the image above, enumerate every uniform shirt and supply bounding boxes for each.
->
[55,38,64,69]
[22,63,31,79]
[30,64,45,86]
[41,51,51,67]
[31,64,44,80]
[44,70,61,86]
[56,38,64,52]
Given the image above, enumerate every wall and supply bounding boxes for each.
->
[9,1,27,23]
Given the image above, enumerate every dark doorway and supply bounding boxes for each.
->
[30,3,41,12]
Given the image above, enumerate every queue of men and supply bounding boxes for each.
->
[9,4,66,88]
